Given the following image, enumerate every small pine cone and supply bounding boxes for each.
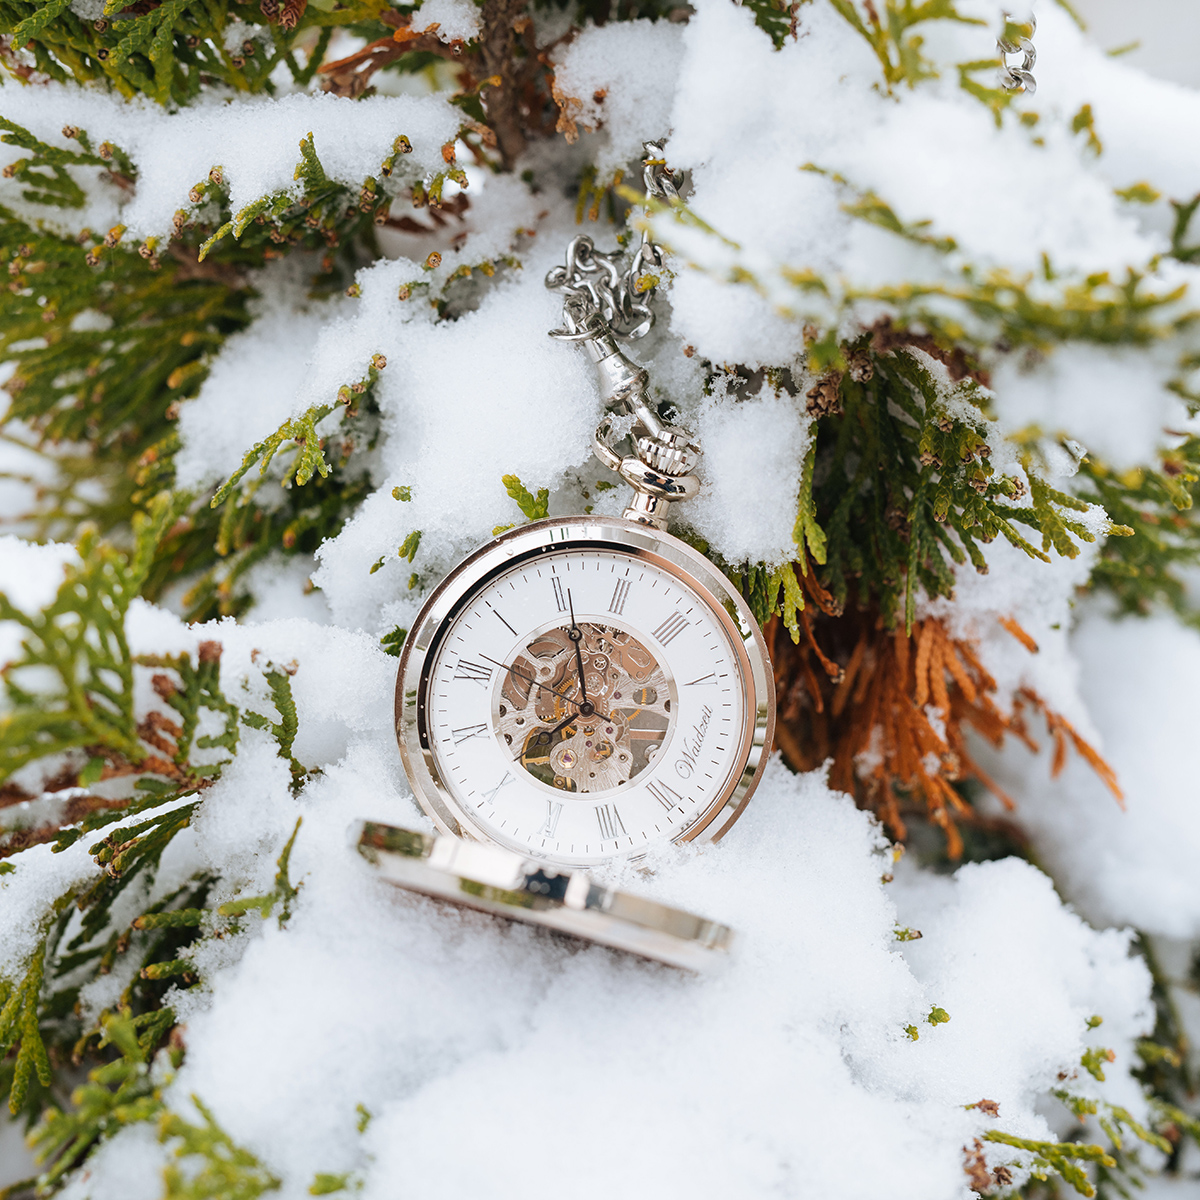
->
[259,0,280,19]
[198,640,223,664]
[846,349,873,382]
[279,0,307,27]
[805,371,844,418]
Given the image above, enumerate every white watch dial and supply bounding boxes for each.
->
[422,548,747,865]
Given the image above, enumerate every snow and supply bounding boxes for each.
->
[551,20,685,175]
[0,88,462,243]
[978,605,1200,939]
[411,0,482,43]
[158,759,1152,1199]
[989,343,1188,474]
[4,0,1200,1193]
[685,379,812,565]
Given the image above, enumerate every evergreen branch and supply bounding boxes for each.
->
[240,666,306,793]
[0,945,52,1114]
[28,1008,167,1186]
[0,496,175,784]
[1170,193,1200,264]
[160,1095,281,1199]
[211,356,386,509]
[217,816,303,925]
[502,473,550,521]
[826,0,987,93]
[793,438,827,568]
[983,1129,1115,1197]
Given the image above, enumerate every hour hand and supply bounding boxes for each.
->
[532,711,578,749]
[566,589,588,705]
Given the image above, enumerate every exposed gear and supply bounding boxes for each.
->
[493,622,673,793]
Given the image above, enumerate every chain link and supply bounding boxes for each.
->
[545,143,699,531]
[545,141,684,342]
[998,12,1036,95]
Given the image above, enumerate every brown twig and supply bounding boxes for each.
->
[770,605,1119,857]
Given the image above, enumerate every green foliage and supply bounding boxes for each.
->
[729,562,806,639]
[380,626,407,657]
[1077,438,1200,623]
[804,349,1101,629]
[651,177,1193,368]
[309,1174,359,1195]
[0,496,174,784]
[398,529,422,562]
[827,0,989,93]
[218,817,304,925]
[740,0,801,49]
[0,0,390,103]
[0,945,52,1115]
[1081,1045,1115,1082]
[986,1129,1115,1197]
[213,356,387,506]
[502,473,550,521]
[161,1097,281,1200]
[241,665,307,793]
[194,130,459,268]
[29,1009,168,1186]
[1170,193,1200,264]
[0,517,315,1169]
[0,117,134,208]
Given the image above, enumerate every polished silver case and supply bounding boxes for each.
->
[355,820,734,972]
[394,515,775,867]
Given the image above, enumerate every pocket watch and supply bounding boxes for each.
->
[392,146,775,871]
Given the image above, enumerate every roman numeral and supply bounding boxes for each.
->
[451,723,488,745]
[453,660,492,687]
[541,801,563,838]
[651,612,690,645]
[608,578,632,616]
[646,779,683,811]
[481,772,513,804]
[551,577,567,612]
[685,672,718,686]
[595,804,626,840]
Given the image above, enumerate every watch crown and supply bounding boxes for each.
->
[636,428,700,477]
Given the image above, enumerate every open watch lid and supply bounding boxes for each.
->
[354,821,734,973]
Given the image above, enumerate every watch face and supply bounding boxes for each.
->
[396,518,774,868]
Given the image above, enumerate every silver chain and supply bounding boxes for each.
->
[545,142,684,342]
[545,142,700,532]
[998,12,1036,95]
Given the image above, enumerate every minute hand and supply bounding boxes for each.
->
[478,654,585,710]
[566,589,588,706]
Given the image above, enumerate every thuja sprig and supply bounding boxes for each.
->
[799,347,1102,629]
[27,1008,169,1185]
[241,664,307,794]
[0,197,251,465]
[643,182,1195,369]
[1076,438,1200,623]
[218,817,303,926]
[0,0,391,102]
[160,1096,281,1200]
[827,0,988,93]
[212,355,388,508]
[0,117,134,208]
[502,474,550,521]
[191,131,463,278]
[0,495,175,785]
[0,944,53,1115]
[984,1129,1115,1197]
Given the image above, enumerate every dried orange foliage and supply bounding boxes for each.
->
[769,570,1121,856]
